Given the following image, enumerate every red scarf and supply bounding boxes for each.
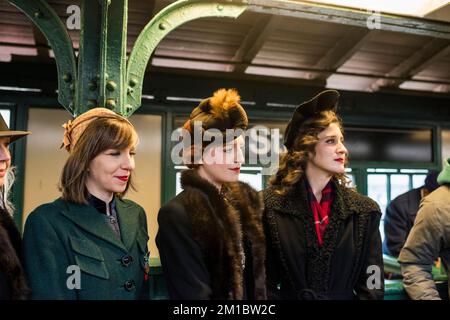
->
[306,180,334,246]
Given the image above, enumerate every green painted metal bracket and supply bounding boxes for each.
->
[125,0,247,117]
[98,0,110,110]
[8,0,77,114]
[76,0,128,116]
[76,0,101,116]
[104,0,128,115]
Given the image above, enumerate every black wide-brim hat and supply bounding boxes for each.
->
[284,89,340,150]
[0,113,31,143]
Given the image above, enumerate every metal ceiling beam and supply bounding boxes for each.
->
[231,15,279,73]
[151,53,450,85]
[409,45,450,77]
[312,29,373,80]
[245,0,450,39]
[370,39,450,91]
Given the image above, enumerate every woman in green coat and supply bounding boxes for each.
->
[23,108,150,300]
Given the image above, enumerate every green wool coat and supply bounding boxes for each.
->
[23,197,150,300]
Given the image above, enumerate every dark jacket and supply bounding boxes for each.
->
[264,179,384,300]
[382,187,422,257]
[0,207,29,299]
[23,197,150,300]
[156,170,266,300]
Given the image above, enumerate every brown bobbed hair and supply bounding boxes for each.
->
[60,117,138,204]
[269,110,350,194]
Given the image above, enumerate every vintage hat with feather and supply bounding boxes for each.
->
[183,88,248,142]
[284,89,340,150]
[0,113,30,142]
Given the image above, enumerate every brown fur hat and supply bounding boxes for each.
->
[184,88,248,134]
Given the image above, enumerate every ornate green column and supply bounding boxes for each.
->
[8,0,247,116]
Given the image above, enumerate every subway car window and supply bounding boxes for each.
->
[0,109,10,126]
[442,129,450,161]
[345,127,433,163]
[367,168,430,241]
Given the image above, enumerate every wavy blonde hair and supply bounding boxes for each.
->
[1,166,16,214]
[269,110,349,194]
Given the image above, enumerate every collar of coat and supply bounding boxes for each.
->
[263,178,380,293]
[264,178,379,219]
[55,197,143,253]
[180,169,266,300]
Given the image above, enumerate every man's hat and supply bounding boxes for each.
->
[424,170,439,192]
[284,90,340,150]
[0,113,30,142]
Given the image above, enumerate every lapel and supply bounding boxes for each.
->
[264,180,310,217]
[265,179,355,221]
[58,198,128,252]
[115,198,140,251]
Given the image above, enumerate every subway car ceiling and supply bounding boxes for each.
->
[0,0,449,95]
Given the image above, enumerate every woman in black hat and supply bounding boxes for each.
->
[264,90,384,300]
[156,88,266,300]
[0,113,30,299]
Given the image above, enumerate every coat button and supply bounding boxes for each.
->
[124,280,135,292]
[121,255,133,267]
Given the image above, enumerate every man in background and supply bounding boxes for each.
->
[399,158,450,300]
[383,170,439,257]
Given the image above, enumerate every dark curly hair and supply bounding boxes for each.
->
[269,110,350,194]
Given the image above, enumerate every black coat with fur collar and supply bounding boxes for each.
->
[264,179,384,300]
[0,207,29,299]
[156,170,266,300]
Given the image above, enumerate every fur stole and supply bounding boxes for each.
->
[0,208,29,299]
[180,170,266,299]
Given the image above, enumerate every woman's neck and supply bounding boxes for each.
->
[85,185,113,211]
[305,165,332,202]
[196,167,222,191]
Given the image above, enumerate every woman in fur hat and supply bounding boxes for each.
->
[0,113,30,300]
[23,108,150,299]
[264,90,384,300]
[156,88,266,300]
